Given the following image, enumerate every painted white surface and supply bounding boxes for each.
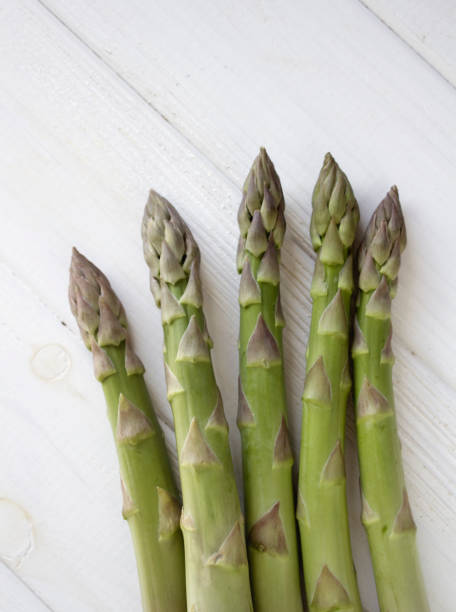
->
[0,1,455,610]
[362,0,456,86]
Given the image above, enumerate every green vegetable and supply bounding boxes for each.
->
[142,194,253,612]
[297,154,362,612]
[69,248,186,612]
[236,148,303,612]
[352,187,429,611]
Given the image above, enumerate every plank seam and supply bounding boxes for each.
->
[1,560,56,612]
[357,0,456,91]
[35,0,245,195]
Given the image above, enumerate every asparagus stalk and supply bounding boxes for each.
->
[352,188,429,611]
[142,193,253,612]
[297,154,362,611]
[69,248,186,612]
[236,148,303,611]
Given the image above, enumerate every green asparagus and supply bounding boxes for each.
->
[142,193,253,612]
[297,153,362,611]
[236,148,303,611]
[352,187,429,611]
[69,248,186,612]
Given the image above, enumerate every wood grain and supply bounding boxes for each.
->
[1,1,455,610]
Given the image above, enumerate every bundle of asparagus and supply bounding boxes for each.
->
[69,248,186,612]
[66,150,430,612]
[141,192,253,612]
[236,149,303,611]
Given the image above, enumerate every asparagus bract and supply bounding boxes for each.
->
[297,154,362,611]
[353,188,429,611]
[69,249,186,612]
[142,194,253,612]
[237,148,303,611]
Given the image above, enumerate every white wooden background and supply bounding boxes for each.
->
[1,1,455,610]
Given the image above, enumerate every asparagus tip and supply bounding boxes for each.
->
[323,151,334,164]
[311,153,359,252]
[238,149,285,254]
[142,190,200,305]
[69,249,131,351]
[359,187,406,289]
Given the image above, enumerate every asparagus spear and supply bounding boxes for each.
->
[352,188,429,611]
[69,248,186,612]
[142,193,253,612]
[236,148,303,612]
[297,154,362,611]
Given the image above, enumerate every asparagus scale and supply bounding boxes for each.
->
[353,188,429,611]
[142,193,253,612]
[69,248,186,612]
[237,148,303,612]
[297,154,362,612]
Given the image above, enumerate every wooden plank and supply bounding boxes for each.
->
[361,0,456,86]
[0,0,454,610]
